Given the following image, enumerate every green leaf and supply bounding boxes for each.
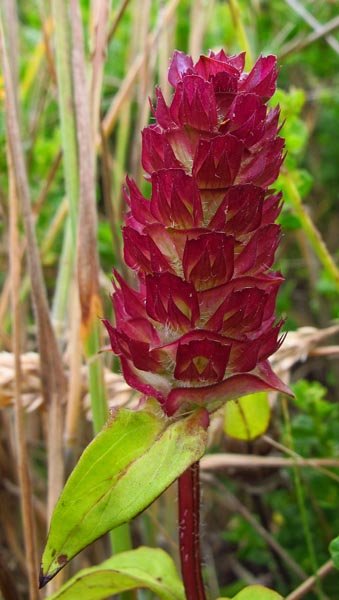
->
[218,584,283,599]
[224,393,270,440]
[329,536,339,569]
[46,547,184,600]
[278,210,302,231]
[41,403,208,582]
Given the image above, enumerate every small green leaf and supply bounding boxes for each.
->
[41,404,208,582]
[329,536,339,569]
[46,547,184,600]
[218,584,283,599]
[224,392,270,440]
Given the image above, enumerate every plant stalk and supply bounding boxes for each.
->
[178,461,207,600]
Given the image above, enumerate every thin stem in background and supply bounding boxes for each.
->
[33,150,62,214]
[281,396,325,599]
[102,0,181,139]
[99,125,123,273]
[8,167,39,600]
[90,0,112,143]
[205,473,308,582]
[228,0,253,68]
[0,1,66,531]
[51,0,79,242]
[263,434,339,485]
[70,0,107,433]
[130,0,152,180]
[20,14,53,102]
[201,453,339,470]
[178,462,207,600]
[49,0,82,497]
[286,559,334,600]
[107,0,131,44]
[7,72,39,600]
[52,217,74,331]
[69,0,133,564]
[282,173,339,291]
[188,0,212,61]
[283,0,339,55]
[279,15,339,59]
[64,283,82,450]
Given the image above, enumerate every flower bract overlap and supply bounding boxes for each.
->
[104,50,291,416]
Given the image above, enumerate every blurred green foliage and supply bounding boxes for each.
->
[1,1,339,598]
[221,380,339,598]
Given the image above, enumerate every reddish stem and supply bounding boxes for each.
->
[178,461,207,600]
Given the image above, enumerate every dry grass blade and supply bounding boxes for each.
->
[0,8,66,526]
[107,0,130,43]
[1,0,19,91]
[271,325,339,381]
[157,13,174,103]
[99,125,123,272]
[263,436,339,485]
[90,0,112,142]
[284,0,339,55]
[130,0,152,180]
[280,15,339,58]
[310,345,339,357]
[8,147,39,600]
[5,7,39,591]
[102,0,181,139]
[201,454,339,470]
[33,150,62,215]
[188,0,213,60]
[70,0,101,332]
[0,351,132,412]
[64,284,82,449]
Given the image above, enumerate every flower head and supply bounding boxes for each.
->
[104,50,291,416]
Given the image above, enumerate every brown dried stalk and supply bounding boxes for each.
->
[64,284,82,449]
[0,7,66,525]
[188,0,213,60]
[283,0,339,55]
[2,3,38,598]
[8,147,39,600]
[70,0,102,333]
[90,0,112,142]
[102,0,181,138]
[201,454,339,470]
[107,0,130,43]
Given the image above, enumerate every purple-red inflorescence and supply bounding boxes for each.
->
[104,50,291,416]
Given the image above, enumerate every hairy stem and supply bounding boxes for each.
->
[178,461,206,600]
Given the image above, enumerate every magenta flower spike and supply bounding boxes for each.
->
[104,49,292,418]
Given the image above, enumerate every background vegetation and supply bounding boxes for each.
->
[1,0,339,598]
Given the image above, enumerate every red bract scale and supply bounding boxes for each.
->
[104,50,292,417]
